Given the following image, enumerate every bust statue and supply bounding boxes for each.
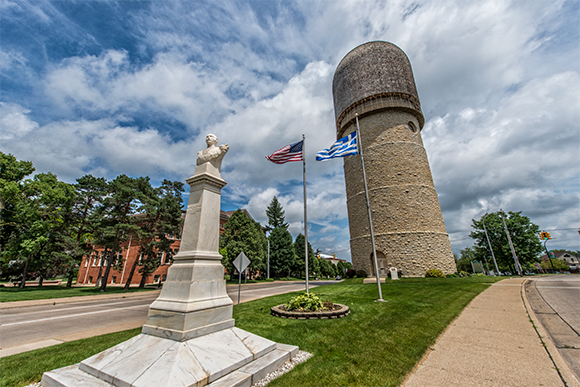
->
[196,134,229,173]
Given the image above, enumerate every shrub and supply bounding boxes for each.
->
[356,270,368,278]
[345,269,357,278]
[285,292,323,312]
[458,271,471,277]
[445,273,458,278]
[425,269,444,278]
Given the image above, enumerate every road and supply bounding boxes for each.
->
[525,275,580,380]
[0,280,336,357]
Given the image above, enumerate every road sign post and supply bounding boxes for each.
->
[233,252,251,304]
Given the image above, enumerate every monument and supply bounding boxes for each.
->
[42,134,299,387]
[333,41,456,277]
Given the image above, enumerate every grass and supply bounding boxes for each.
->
[0,328,141,387]
[0,285,157,303]
[0,276,502,387]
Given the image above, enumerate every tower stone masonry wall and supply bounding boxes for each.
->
[333,41,456,277]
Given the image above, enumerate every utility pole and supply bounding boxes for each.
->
[483,213,500,276]
[499,210,522,276]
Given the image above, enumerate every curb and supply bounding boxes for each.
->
[522,278,580,387]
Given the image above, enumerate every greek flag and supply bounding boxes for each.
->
[315,131,358,161]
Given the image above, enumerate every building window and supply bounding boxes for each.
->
[158,251,164,264]
[138,254,143,265]
[112,276,117,284]
[162,274,167,282]
[85,258,89,267]
[408,122,416,133]
[88,276,93,284]
[154,275,160,283]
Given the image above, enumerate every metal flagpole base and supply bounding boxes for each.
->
[375,299,388,303]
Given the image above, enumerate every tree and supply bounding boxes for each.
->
[94,175,149,291]
[268,227,294,277]
[469,211,543,273]
[221,210,267,278]
[336,260,352,276]
[135,179,184,288]
[265,196,288,232]
[540,259,569,271]
[456,246,478,273]
[319,258,337,278]
[1,170,75,287]
[294,234,319,278]
[60,175,108,287]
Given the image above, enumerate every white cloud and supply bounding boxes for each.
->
[2,0,578,260]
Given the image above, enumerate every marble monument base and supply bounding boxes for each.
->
[41,327,298,387]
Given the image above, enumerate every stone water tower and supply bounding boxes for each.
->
[333,41,455,277]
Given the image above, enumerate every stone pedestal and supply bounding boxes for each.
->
[142,163,234,341]
[42,141,300,387]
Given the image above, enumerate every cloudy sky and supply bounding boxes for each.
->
[1,0,579,260]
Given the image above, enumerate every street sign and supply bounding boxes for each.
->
[233,252,250,305]
[233,252,250,272]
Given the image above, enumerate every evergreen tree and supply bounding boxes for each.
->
[221,210,266,278]
[336,260,352,276]
[135,179,184,288]
[96,175,149,291]
[61,175,108,287]
[269,227,294,277]
[265,196,288,232]
[294,234,319,278]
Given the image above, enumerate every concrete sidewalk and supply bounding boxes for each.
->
[403,278,579,387]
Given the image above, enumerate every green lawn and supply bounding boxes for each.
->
[0,285,157,303]
[0,276,502,387]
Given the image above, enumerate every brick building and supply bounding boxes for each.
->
[76,210,244,286]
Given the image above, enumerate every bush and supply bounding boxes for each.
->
[445,273,458,278]
[224,274,231,281]
[345,269,357,278]
[425,269,444,278]
[458,271,471,277]
[285,293,323,312]
[356,270,368,278]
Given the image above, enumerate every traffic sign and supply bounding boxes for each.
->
[233,252,250,272]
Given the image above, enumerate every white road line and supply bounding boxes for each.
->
[1,304,149,327]
[3,299,155,317]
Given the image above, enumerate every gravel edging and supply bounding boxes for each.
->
[270,303,350,319]
[252,350,313,387]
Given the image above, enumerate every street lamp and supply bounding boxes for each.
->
[482,213,501,276]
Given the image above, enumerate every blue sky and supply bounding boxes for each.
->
[1,0,579,261]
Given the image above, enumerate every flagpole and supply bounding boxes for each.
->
[355,115,385,302]
[303,133,309,294]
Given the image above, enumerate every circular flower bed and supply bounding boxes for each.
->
[271,303,350,319]
[270,292,350,319]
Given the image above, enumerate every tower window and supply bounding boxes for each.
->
[408,122,416,132]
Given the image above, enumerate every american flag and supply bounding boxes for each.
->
[265,140,304,164]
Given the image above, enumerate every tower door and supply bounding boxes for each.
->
[370,251,388,276]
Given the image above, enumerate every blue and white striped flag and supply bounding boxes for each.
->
[315,131,358,161]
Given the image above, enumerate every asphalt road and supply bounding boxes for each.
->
[525,275,580,380]
[0,280,336,357]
